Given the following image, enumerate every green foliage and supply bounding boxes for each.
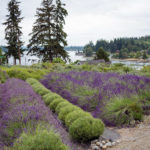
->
[2,67,48,80]
[95,47,109,62]
[28,0,68,62]
[53,58,66,64]
[123,66,132,73]
[27,78,105,142]
[55,101,71,114]
[49,98,65,111]
[58,106,80,122]
[43,94,62,105]
[10,126,68,150]
[143,51,148,59]
[65,110,92,128]
[83,41,94,57]
[0,69,9,83]
[3,0,23,65]
[103,97,143,126]
[69,117,104,142]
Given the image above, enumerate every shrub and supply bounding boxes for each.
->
[58,106,81,122]
[55,102,71,114]
[69,117,104,142]
[0,70,9,83]
[5,68,47,81]
[103,97,143,126]
[43,93,62,105]
[10,126,68,150]
[49,98,65,111]
[65,110,92,128]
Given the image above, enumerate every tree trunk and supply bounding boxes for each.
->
[14,57,16,65]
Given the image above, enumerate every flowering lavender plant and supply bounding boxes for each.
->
[41,71,150,120]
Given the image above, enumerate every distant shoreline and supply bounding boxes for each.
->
[111,58,150,63]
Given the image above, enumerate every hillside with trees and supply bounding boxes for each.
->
[83,36,150,59]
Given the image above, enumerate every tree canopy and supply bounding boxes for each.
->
[27,0,69,62]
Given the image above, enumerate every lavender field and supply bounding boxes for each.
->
[0,78,84,150]
[41,71,150,124]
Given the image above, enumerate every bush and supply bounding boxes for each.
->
[49,98,65,111]
[43,93,62,105]
[69,117,104,142]
[58,106,81,122]
[55,102,71,114]
[65,110,92,128]
[10,127,68,150]
[0,70,9,83]
[5,68,47,80]
[103,97,143,126]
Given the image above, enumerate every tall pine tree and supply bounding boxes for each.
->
[28,0,69,62]
[53,0,68,60]
[3,0,23,65]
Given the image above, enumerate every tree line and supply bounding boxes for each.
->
[83,36,150,59]
[2,0,68,65]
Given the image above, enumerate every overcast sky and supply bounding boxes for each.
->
[1,0,150,46]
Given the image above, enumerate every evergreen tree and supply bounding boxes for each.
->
[53,0,68,61]
[143,51,148,59]
[28,0,69,62]
[95,47,109,62]
[3,0,23,65]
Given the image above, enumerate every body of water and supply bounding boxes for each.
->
[8,51,150,70]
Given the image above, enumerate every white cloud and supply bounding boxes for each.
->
[1,0,150,46]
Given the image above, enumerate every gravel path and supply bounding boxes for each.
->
[108,116,150,150]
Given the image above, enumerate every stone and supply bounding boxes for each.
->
[102,145,107,149]
[91,139,99,144]
[102,128,121,142]
[112,142,116,146]
[96,142,101,146]
[91,145,100,150]
[105,142,112,147]
[116,140,121,143]
[102,141,106,144]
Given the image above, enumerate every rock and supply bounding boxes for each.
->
[112,142,116,146]
[102,145,107,149]
[102,128,121,142]
[116,140,121,143]
[91,145,100,150]
[96,142,101,146]
[105,142,112,147]
[91,139,99,144]
[102,141,106,144]
[96,142,103,148]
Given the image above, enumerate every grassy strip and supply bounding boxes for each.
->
[26,78,105,142]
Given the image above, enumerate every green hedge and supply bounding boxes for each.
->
[69,117,104,142]
[49,98,65,111]
[56,102,71,114]
[10,126,68,150]
[26,78,105,142]
[65,110,92,128]
[2,67,48,81]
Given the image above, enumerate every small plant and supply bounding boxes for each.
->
[65,110,92,128]
[43,93,62,105]
[58,105,81,122]
[69,117,104,142]
[49,98,65,111]
[55,102,71,114]
[103,96,143,126]
[10,126,68,150]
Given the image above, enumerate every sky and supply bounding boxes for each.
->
[0,0,150,46]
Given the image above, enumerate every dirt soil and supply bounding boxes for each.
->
[108,116,150,150]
